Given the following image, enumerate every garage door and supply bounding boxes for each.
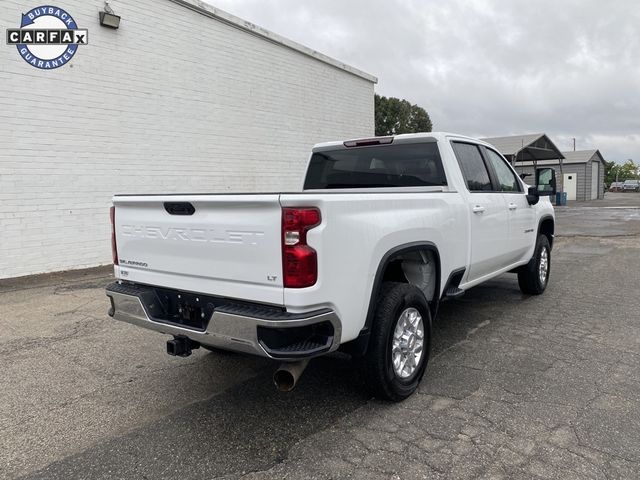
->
[591,162,599,199]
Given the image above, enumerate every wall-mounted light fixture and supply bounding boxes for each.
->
[99,1,121,29]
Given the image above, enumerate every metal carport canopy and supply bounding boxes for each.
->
[480,133,565,163]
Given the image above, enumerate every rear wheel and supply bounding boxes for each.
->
[363,282,432,401]
[518,234,551,295]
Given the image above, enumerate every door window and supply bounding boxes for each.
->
[451,142,492,192]
[484,148,522,192]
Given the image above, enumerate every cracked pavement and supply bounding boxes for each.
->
[1,192,639,479]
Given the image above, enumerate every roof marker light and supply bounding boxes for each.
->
[343,136,394,147]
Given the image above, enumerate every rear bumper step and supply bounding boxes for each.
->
[106,282,341,359]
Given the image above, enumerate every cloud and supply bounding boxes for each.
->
[208,0,640,162]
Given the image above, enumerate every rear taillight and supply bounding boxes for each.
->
[282,207,321,288]
[110,206,118,265]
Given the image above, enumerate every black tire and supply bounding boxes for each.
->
[518,234,551,295]
[363,282,432,402]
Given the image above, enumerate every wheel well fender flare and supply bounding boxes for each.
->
[363,241,441,334]
[538,215,555,249]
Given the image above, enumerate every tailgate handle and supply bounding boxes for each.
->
[164,202,195,216]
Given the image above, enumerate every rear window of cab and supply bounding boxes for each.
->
[304,143,447,189]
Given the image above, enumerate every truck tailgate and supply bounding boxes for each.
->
[113,194,283,306]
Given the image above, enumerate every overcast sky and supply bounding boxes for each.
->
[210,0,639,163]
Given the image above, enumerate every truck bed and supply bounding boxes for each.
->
[113,189,468,343]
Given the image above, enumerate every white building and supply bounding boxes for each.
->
[0,0,376,279]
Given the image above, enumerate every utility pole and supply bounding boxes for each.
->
[573,138,576,151]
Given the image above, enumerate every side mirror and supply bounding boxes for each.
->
[535,168,557,196]
[526,186,539,205]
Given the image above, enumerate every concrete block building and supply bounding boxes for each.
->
[0,0,377,278]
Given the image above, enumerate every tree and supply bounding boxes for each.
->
[375,94,432,136]
[606,159,639,183]
[605,161,619,185]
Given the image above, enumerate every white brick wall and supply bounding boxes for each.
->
[0,0,375,279]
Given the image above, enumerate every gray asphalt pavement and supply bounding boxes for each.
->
[1,192,639,479]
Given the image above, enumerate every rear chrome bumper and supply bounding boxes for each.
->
[105,282,341,360]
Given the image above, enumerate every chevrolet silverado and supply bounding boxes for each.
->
[106,132,557,401]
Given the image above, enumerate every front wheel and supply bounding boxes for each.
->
[518,234,551,295]
[363,282,432,401]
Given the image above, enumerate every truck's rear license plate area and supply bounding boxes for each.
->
[144,288,215,331]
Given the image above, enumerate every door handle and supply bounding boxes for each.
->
[472,205,486,214]
[508,203,517,210]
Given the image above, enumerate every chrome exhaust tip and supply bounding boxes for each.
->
[273,359,310,392]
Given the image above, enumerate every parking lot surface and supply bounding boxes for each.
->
[1,193,639,479]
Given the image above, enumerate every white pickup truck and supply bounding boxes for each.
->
[106,132,556,401]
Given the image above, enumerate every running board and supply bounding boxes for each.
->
[444,286,465,299]
[441,267,466,301]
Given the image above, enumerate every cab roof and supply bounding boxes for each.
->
[312,132,492,151]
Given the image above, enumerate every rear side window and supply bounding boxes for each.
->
[451,142,492,191]
[304,143,447,189]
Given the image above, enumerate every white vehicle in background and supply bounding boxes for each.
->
[622,179,640,192]
[106,133,556,401]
